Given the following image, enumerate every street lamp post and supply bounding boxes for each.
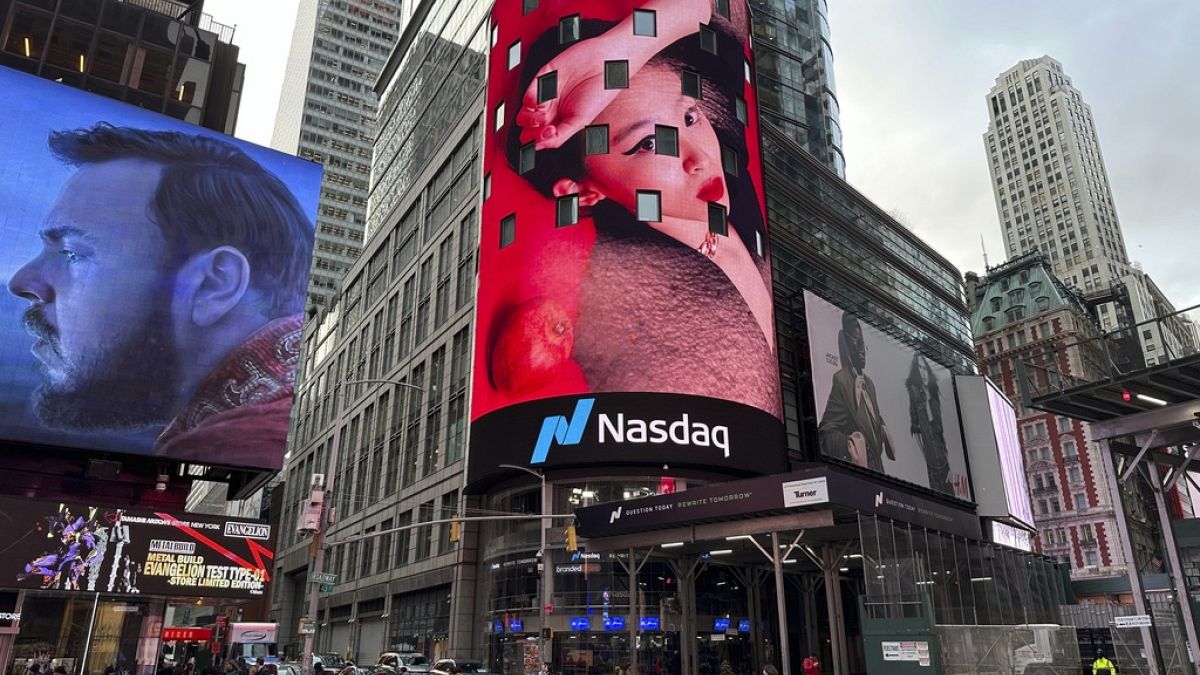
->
[498,463,549,671]
[302,378,425,675]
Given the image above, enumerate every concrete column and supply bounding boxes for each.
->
[447,495,481,659]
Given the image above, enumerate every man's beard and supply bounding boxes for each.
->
[32,304,180,432]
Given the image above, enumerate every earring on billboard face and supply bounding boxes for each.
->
[698,231,718,257]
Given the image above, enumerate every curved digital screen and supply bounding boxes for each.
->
[468,0,785,489]
[0,67,319,472]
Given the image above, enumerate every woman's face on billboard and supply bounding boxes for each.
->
[575,65,729,222]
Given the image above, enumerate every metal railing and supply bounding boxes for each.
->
[1018,301,1200,402]
[118,0,237,43]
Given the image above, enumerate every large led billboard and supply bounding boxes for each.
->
[957,374,1034,528]
[468,0,786,489]
[0,496,273,599]
[806,291,971,500]
[0,67,320,472]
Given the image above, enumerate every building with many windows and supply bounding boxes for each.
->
[0,0,243,133]
[983,56,1198,370]
[983,56,1130,298]
[268,1,1050,672]
[272,0,404,310]
[751,0,844,176]
[967,254,1144,579]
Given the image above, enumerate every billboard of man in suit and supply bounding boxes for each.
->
[817,312,895,471]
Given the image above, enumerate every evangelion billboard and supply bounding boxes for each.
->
[468,0,785,489]
[0,496,273,599]
[0,67,320,472]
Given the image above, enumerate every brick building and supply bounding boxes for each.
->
[968,253,1160,581]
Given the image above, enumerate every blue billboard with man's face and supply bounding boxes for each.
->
[0,67,320,472]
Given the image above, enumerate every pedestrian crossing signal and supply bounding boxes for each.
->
[565,525,578,551]
[450,517,461,542]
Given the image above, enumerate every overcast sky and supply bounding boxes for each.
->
[204,0,1200,311]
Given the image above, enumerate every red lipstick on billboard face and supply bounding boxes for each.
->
[697,176,725,203]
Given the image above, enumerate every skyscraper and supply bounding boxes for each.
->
[984,56,1197,363]
[752,0,845,176]
[984,56,1131,300]
[272,0,403,310]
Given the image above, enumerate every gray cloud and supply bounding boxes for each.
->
[826,0,1200,311]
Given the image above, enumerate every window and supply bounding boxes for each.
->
[518,142,535,174]
[500,214,516,248]
[494,102,505,132]
[699,25,717,54]
[604,60,629,89]
[754,230,764,257]
[655,125,678,156]
[681,70,702,98]
[633,9,656,36]
[707,203,728,236]
[1084,550,1099,566]
[522,0,538,14]
[636,191,661,222]
[556,194,579,227]
[735,97,747,124]
[585,125,609,154]
[537,71,557,102]
[715,0,730,19]
[507,41,521,69]
[483,173,491,199]
[490,23,498,48]
[559,14,580,44]
[721,145,738,176]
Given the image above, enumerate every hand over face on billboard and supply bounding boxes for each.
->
[0,70,319,472]
[476,0,781,423]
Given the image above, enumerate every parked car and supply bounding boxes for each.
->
[431,660,491,674]
[277,664,302,675]
[375,653,433,674]
[314,654,346,672]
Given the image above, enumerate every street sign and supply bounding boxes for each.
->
[311,572,337,585]
[319,583,335,593]
[299,617,316,635]
[1114,615,1152,628]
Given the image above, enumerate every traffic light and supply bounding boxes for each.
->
[449,516,461,543]
[565,524,578,551]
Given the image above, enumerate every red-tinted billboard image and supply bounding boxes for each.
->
[0,67,320,473]
[469,0,784,488]
[0,496,273,599]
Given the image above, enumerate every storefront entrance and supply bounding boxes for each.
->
[9,593,162,675]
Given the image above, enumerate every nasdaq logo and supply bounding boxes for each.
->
[530,398,595,464]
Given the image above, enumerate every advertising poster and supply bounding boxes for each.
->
[469,0,785,488]
[806,291,971,500]
[0,67,320,472]
[0,496,273,599]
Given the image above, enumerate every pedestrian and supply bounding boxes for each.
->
[1092,649,1117,675]
[802,653,822,675]
[762,666,779,675]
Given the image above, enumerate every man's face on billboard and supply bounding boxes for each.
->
[845,320,867,371]
[7,159,180,431]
